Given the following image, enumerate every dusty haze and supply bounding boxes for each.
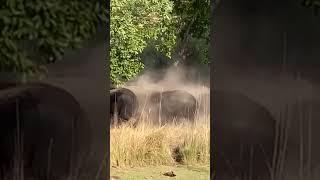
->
[121,65,210,122]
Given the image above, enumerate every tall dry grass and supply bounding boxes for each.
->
[110,85,210,168]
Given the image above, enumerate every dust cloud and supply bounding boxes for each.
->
[121,64,210,120]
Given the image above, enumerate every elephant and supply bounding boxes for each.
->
[212,90,276,180]
[110,88,139,125]
[0,82,91,179]
[147,90,197,125]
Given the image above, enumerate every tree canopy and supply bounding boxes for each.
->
[0,0,210,85]
[2,0,318,85]
[110,0,210,85]
[110,0,179,85]
[0,0,106,80]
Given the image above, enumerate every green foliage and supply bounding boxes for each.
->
[171,0,210,65]
[172,0,210,41]
[140,40,174,71]
[0,0,106,80]
[186,37,209,65]
[110,0,178,85]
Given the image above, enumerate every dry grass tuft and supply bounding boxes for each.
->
[110,118,210,167]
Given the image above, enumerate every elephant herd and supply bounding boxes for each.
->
[109,87,198,126]
[0,82,201,179]
[1,80,306,180]
[109,86,282,180]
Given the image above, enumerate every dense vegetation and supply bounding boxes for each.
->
[1,0,319,85]
[0,0,209,85]
[110,0,178,85]
[110,0,210,85]
[0,0,106,80]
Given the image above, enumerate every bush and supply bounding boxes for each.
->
[0,0,106,80]
[110,0,178,85]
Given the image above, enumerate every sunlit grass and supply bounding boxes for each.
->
[110,86,210,168]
